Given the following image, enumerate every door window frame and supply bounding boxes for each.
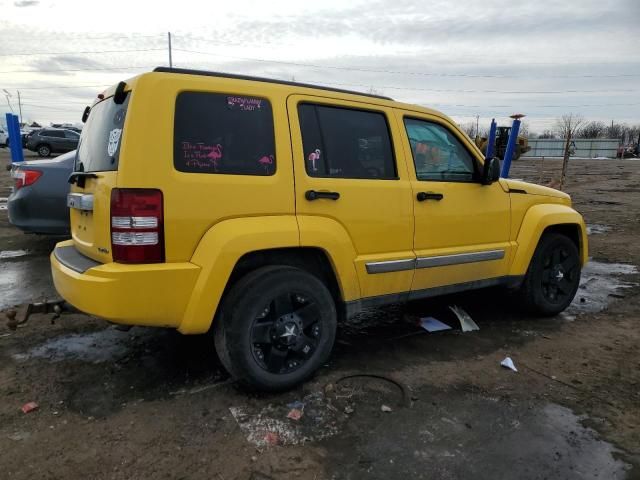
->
[402,114,483,184]
[297,101,400,181]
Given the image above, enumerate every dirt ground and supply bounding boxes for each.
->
[0,148,639,479]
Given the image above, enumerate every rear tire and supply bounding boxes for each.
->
[214,266,337,391]
[519,233,581,316]
[37,144,51,157]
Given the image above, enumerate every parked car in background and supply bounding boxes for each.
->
[0,127,8,146]
[26,128,80,157]
[22,128,41,148]
[8,150,74,235]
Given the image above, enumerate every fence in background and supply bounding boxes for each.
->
[523,138,619,158]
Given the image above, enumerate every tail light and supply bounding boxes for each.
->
[12,168,42,190]
[110,188,164,263]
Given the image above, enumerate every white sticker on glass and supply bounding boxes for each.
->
[107,128,122,157]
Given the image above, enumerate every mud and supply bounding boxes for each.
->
[0,152,639,479]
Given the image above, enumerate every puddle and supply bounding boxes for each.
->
[570,261,638,314]
[0,249,29,260]
[323,385,631,479]
[12,327,147,363]
[586,224,611,235]
[230,391,340,447]
[0,256,58,309]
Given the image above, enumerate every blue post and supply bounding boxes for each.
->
[485,119,497,159]
[5,113,24,163]
[500,118,521,178]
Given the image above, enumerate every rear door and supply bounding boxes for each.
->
[288,95,415,300]
[69,92,130,263]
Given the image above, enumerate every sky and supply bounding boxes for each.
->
[1,0,639,134]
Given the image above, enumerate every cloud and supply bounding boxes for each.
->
[28,55,106,75]
[14,0,40,7]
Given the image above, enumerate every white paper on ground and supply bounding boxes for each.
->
[420,317,452,332]
[501,356,518,372]
[449,305,479,332]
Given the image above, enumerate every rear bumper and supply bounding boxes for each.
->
[51,240,200,328]
[8,189,70,235]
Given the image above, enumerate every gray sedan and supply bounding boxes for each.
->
[8,150,74,235]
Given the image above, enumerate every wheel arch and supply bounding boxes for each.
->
[509,203,588,277]
[178,215,359,334]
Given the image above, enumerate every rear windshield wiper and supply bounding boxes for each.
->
[68,172,98,188]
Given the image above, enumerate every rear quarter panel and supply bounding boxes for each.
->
[116,73,295,263]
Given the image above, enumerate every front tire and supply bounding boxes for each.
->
[214,266,337,391]
[519,233,581,316]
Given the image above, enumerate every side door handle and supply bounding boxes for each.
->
[417,191,444,202]
[305,190,340,201]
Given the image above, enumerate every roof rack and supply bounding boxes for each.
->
[153,67,393,101]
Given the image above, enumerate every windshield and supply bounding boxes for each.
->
[75,93,130,172]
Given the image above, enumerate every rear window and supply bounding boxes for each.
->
[173,92,276,175]
[76,94,129,172]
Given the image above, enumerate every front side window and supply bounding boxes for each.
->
[298,104,396,179]
[174,92,276,175]
[404,118,477,182]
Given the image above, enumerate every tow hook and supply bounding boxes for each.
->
[5,300,77,330]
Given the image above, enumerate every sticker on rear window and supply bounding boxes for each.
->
[107,128,122,157]
[227,96,263,112]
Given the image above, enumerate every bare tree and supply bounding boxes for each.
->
[538,130,556,139]
[555,114,585,190]
[519,121,530,138]
[578,121,606,139]
[458,121,476,138]
[554,114,585,139]
[606,122,623,140]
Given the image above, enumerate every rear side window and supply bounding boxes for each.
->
[44,130,64,138]
[174,92,276,175]
[76,94,130,172]
[298,104,396,179]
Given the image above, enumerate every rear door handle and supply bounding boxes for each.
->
[305,190,340,201]
[417,191,444,202]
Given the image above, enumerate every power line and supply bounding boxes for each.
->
[0,65,157,74]
[5,84,109,90]
[179,35,639,67]
[0,48,165,57]
[174,48,640,79]
[421,102,640,109]
[6,33,164,42]
[310,80,638,95]
[20,102,84,112]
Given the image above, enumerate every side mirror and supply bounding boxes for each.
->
[481,157,501,185]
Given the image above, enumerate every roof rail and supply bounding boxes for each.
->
[153,67,393,101]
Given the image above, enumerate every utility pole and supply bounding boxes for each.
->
[168,32,173,68]
[475,114,480,138]
[17,90,23,126]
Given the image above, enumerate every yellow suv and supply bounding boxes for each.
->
[51,68,588,390]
